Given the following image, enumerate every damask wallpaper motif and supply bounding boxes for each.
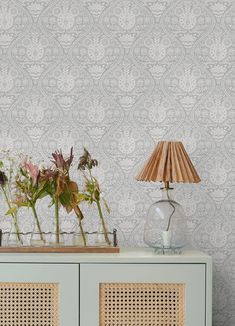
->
[0,0,234,324]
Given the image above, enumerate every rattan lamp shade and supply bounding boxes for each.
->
[136,141,200,183]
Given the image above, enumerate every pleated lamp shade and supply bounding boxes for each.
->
[136,141,200,183]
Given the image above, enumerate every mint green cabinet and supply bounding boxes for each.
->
[0,263,79,326]
[80,263,206,326]
[0,249,212,326]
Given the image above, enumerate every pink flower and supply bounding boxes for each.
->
[51,147,73,172]
[39,168,57,182]
[20,157,39,186]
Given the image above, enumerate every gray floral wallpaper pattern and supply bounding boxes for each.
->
[0,0,234,324]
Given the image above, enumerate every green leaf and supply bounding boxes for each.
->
[94,189,100,201]
[44,182,54,197]
[77,193,89,202]
[16,201,29,208]
[48,199,54,208]
[59,192,71,206]
[33,184,48,201]
[5,206,17,215]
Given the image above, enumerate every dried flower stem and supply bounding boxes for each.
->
[1,186,22,244]
[89,169,111,246]
[31,204,44,242]
[75,211,87,246]
[86,170,110,246]
[78,148,111,246]
[55,197,60,244]
[96,200,111,246]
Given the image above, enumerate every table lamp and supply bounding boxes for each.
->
[136,141,200,252]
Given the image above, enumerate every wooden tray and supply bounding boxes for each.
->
[0,246,120,253]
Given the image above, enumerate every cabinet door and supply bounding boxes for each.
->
[80,263,205,326]
[0,263,79,326]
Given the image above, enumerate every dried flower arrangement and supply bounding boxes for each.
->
[0,148,113,248]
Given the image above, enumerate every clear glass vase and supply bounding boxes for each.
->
[30,223,45,246]
[8,230,23,246]
[48,230,65,247]
[72,232,87,246]
[144,188,188,252]
[72,219,87,246]
[94,219,109,247]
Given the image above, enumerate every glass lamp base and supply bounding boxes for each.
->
[144,188,188,251]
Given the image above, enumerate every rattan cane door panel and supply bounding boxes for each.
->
[0,282,59,326]
[0,263,79,326]
[80,263,205,326]
[100,283,185,326]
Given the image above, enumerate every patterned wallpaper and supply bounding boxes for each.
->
[0,0,234,324]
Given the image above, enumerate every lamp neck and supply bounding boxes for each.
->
[160,182,174,200]
[161,187,172,199]
[165,181,170,189]
[160,181,174,190]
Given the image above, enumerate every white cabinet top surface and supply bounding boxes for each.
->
[0,247,211,264]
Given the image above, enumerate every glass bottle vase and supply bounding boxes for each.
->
[72,219,87,246]
[8,223,23,247]
[30,222,45,246]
